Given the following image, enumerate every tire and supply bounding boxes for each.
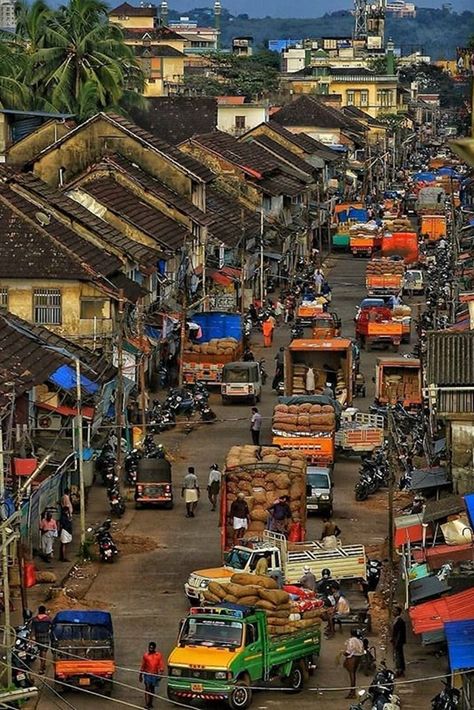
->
[222,396,230,405]
[249,395,257,406]
[102,680,113,697]
[327,506,333,518]
[355,484,368,502]
[366,340,372,352]
[228,678,252,710]
[164,500,174,510]
[284,662,305,693]
[392,343,400,352]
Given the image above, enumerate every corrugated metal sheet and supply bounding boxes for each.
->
[438,390,474,415]
[426,543,474,571]
[409,575,451,604]
[409,588,474,634]
[427,331,474,386]
[411,467,449,490]
[423,495,465,523]
[445,619,474,671]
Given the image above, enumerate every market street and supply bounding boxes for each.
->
[37,252,443,710]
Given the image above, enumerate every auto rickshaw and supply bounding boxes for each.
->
[135,457,173,509]
[311,312,341,339]
[51,610,115,695]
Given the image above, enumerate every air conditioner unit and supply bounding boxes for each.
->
[37,413,62,431]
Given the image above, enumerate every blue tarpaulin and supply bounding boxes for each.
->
[52,610,113,628]
[412,172,436,182]
[49,364,99,395]
[464,493,474,528]
[348,208,368,222]
[445,619,474,671]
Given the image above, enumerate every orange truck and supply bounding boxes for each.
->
[420,215,447,243]
[272,396,337,466]
[350,232,382,257]
[381,232,419,265]
[366,259,405,295]
[312,312,341,339]
[375,356,422,408]
[355,308,402,351]
[284,338,354,403]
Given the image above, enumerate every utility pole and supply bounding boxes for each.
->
[178,245,188,387]
[240,208,246,315]
[137,301,147,437]
[0,428,12,687]
[387,404,398,626]
[75,359,86,550]
[259,206,264,305]
[115,291,125,479]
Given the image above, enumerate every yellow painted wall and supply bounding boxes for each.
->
[0,278,113,339]
[32,116,193,198]
[110,14,155,29]
[328,78,400,118]
[7,121,73,166]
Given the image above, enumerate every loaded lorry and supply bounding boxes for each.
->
[381,232,418,265]
[184,530,367,604]
[366,258,405,295]
[272,396,337,465]
[355,308,402,351]
[420,215,446,243]
[284,338,353,404]
[167,604,321,710]
[183,312,242,385]
[375,356,422,408]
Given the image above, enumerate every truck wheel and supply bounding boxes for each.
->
[164,500,174,510]
[222,396,230,405]
[102,680,113,697]
[327,506,333,518]
[284,662,305,693]
[229,678,252,710]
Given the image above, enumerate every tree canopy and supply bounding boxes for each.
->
[0,0,145,120]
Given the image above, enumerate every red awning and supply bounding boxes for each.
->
[37,401,95,420]
[409,588,474,635]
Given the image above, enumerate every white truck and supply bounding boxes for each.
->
[184,531,367,604]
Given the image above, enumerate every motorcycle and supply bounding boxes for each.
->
[431,681,461,709]
[9,619,38,688]
[259,358,267,385]
[124,448,142,485]
[96,445,116,486]
[89,519,119,563]
[196,399,217,422]
[107,486,126,518]
[366,559,382,592]
[350,663,400,709]
[164,388,195,417]
[291,321,304,340]
[148,401,176,433]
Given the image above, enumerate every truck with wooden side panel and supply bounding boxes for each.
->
[375,356,422,408]
[183,312,242,385]
[167,604,321,709]
[335,409,384,455]
[184,530,367,605]
[355,308,402,351]
[420,215,447,243]
[285,338,353,404]
[366,259,405,295]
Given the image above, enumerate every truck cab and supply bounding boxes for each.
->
[306,466,333,517]
[221,361,262,405]
[184,546,282,605]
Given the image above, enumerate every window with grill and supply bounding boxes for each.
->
[80,298,107,319]
[33,289,62,325]
[0,288,7,308]
[346,90,355,106]
[360,90,369,107]
[235,115,246,130]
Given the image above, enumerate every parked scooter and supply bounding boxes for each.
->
[89,519,119,563]
[350,662,400,709]
[124,448,142,485]
[431,682,461,709]
[107,485,126,518]
[9,617,38,688]
[96,444,116,486]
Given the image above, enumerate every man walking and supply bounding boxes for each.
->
[207,464,221,512]
[181,467,200,518]
[250,407,262,445]
[31,605,52,674]
[139,641,165,709]
[391,606,407,677]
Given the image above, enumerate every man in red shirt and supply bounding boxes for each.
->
[139,642,164,709]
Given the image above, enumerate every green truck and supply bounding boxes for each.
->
[167,604,321,709]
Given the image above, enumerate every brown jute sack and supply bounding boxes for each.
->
[231,573,278,589]
[259,588,290,605]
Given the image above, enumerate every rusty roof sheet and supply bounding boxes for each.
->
[422,495,465,523]
[0,183,121,277]
[11,172,158,266]
[0,195,91,280]
[427,331,474,386]
[190,130,280,177]
[426,543,474,571]
[110,2,156,16]
[81,177,190,253]
[130,96,217,147]
[244,135,315,177]
[409,588,474,635]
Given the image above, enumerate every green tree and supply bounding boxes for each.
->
[0,37,29,109]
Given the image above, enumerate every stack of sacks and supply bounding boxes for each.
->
[203,574,321,634]
[224,446,306,541]
[292,365,306,395]
[383,217,411,232]
[184,337,238,355]
[366,259,405,276]
[272,403,336,436]
[335,369,347,406]
[349,222,381,235]
[392,305,411,317]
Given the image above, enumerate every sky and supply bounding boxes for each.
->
[169,0,473,18]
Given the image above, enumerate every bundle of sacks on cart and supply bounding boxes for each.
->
[225,446,306,539]
[272,402,335,435]
[366,258,405,275]
[383,217,411,233]
[204,573,324,635]
[184,337,238,354]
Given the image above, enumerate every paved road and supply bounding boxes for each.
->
[38,253,446,710]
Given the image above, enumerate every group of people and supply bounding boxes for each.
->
[228,492,293,546]
[181,463,223,518]
[39,488,74,563]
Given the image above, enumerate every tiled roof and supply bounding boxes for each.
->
[272,95,366,133]
[259,172,306,197]
[244,135,314,177]
[133,44,184,57]
[189,130,280,177]
[102,154,211,225]
[262,121,341,161]
[108,272,147,303]
[0,183,121,277]
[0,195,91,280]
[122,26,185,41]
[11,172,160,265]
[33,112,215,184]
[80,177,190,253]
[130,96,217,146]
[206,187,260,247]
[342,105,386,127]
[110,2,156,17]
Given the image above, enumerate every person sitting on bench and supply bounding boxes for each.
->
[324,587,351,638]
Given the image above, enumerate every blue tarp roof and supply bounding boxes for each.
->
[348,208,368,222]
[52,610,113,628]
[49,364,99,395]
[445,619,474,671]
[413,172,436,182]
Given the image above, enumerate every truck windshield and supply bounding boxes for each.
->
[225,548,251,570]
[222,367,252,383]
[307,472,329,489]
[180,618,243,648]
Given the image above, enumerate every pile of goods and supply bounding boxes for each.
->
[366,258,405,276]
[225,446,306,539]
[349,222,381,236]
[392,305,411,318]
[383,217,412,232]
[292,364,308,394]
[382,369,419,403]
[203,573,323,635]
[272,403,336,436]
[184,337,238,355]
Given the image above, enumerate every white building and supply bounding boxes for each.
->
[217,99,268,137]
[0,0,16,31]
[386,1,416,18]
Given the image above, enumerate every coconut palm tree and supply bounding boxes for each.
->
[0,35,29,109]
